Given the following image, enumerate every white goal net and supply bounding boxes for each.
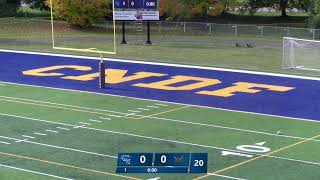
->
[283,37,320,72]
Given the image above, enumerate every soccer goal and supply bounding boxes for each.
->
[283,37,320,72]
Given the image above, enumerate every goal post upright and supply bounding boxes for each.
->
[49,0,118,89]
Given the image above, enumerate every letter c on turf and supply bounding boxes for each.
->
[22,65,92,77]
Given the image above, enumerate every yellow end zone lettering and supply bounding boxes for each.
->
[197,82,295,97]
[63,69,166,84]
[23,65,91,77]
[134,76,221,91]
[22,66,295,97]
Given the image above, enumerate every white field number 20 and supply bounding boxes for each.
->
[221,142,271,158]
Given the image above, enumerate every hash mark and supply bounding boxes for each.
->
[137,108,150,111]
[124,113,135,117]
[79,122,91,125]
[22,135,35,139]
[45,130,59,133]
[15,139,29,143]
[147,106,159,109]
[99,117,111,120]
[89,119,103,123]
[156,104,168,107]
[34,132,47,136]
[56,127,70,131]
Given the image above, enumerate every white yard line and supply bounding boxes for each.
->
[124,113,136,117]
[15,139,29,143]
[0,136,117,158]
[0,95,130,116]
[79,122,91,126]
[1,112,319,167]
[73,125,86,129]
[0,141,11,145]
[22,135,35,139]
[0,96,319,143]
[1,88,319,124]
[56,127,70,131]
[34,132,47,136]
[107,114,122,118]
[129,115,320,143]
[89,119,103,123]
[0,164,73,180]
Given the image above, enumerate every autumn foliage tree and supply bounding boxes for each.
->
[46,0,111,28]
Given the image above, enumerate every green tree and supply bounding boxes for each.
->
[239,0,311,17]
[47,0,111,28]
[23,0,48,10]
[0,0,21,17]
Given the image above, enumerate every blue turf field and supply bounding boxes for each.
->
[1,51,319,121]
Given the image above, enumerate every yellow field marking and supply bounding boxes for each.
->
[0,151,141,180]
[0,98,120,117]
[193,134,320,180]
[135,105,191,120]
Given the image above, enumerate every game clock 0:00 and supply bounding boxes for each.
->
[116,153,208,174]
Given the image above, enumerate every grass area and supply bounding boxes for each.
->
[0,82,319,179]
[1,18,319,79]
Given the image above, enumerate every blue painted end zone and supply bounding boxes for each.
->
[1,51,319,121]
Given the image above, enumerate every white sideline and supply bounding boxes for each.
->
[1,48,320,81]
[1,81,319,124]
[0,95,319,143]
[1,112,320,167]
[0,164,73,180]
[0,135,117,159]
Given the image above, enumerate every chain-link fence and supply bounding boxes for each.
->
[110,21,320,40]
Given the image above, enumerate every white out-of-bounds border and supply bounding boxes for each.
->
[1,48,320,81]
[0,49,319,123]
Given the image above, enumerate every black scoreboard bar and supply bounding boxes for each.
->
[115,0,158,10]
[116,153,208,174]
